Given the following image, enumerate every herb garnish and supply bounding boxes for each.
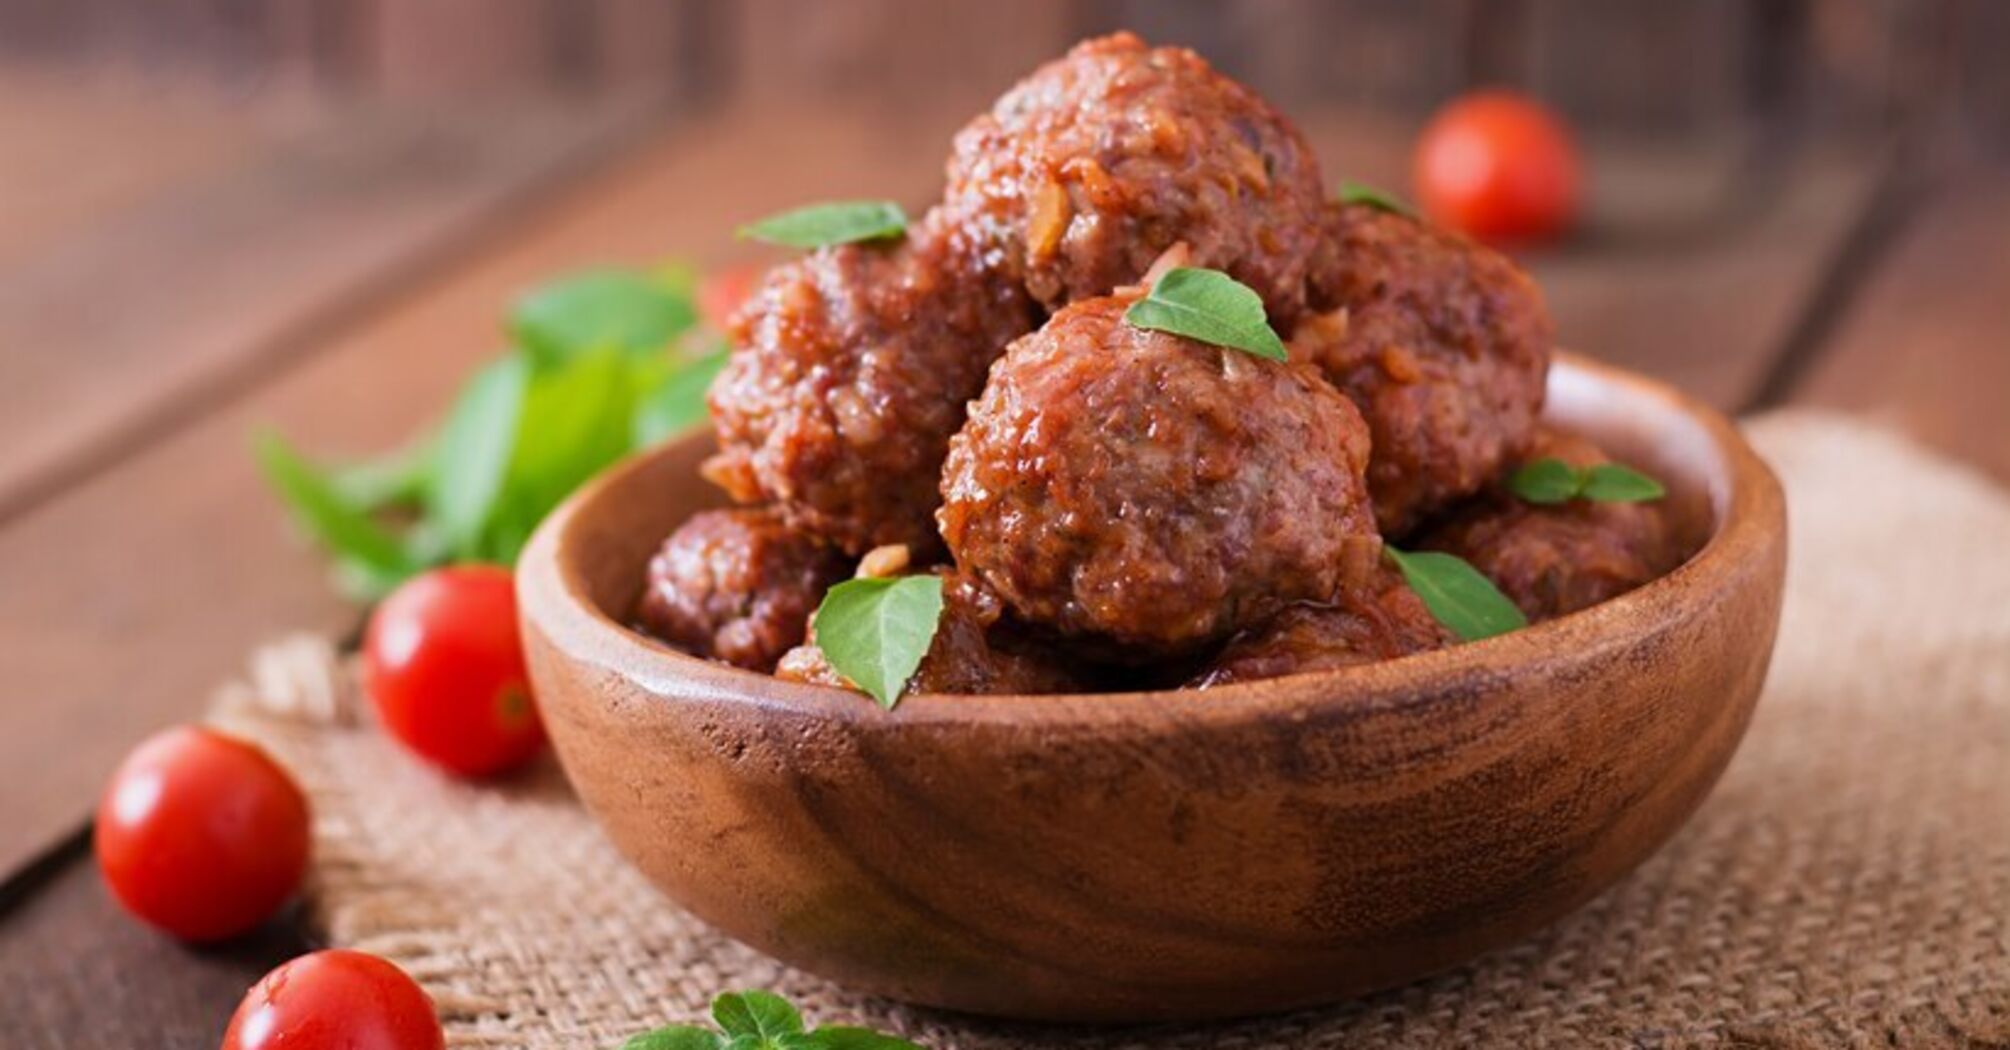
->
[1384,546,1527,642]
[257,263,721,599]
[738,200,909,248]
[1507,458,1666,505]
[811,576,946,708]
[1338,180,1414,216]
[1123,266,1288,360]
[618,990,925,1050]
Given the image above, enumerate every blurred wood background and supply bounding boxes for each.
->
[0,3,2006,1046]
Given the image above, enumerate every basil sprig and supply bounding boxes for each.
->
[1337,180,1414,216]
[738,200,908,248]
[618,990,924,1050]
[1508,458,1667,505]
[257,262,724,599]
[1384,546,1527,642]
[1123,266,1288,360]
[810,576,946,709]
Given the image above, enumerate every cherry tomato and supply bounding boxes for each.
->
[363,565,543,777]
[1414,89,1582,245]
[222,949,444,1050]
[94,725,310,942]
[697,262,762,331]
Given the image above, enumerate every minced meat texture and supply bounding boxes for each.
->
[775,574,1078,696]
[1190,567,1454,687]
[1297,201,1552,536]
[703,212,1036,555]
[938,293,1379,656]
[940,32,1327,322]
[635,507,850,672]
[1417,430,1685,622]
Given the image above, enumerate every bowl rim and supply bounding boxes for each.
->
[518,352,1786,731]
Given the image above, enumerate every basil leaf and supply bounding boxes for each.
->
[636,346,729,446]
[739,200,907,248]
[1384,546,1527,642]
[812,576,947,708]
[1507,457,1581,505]
[427,354,528,558]
[1338,180,1414,216]
[796,1027,927,1050]
[620,1026,725,1050]
[512,270,697,365]
[1580,462,1667,503]
[1123,267,1287,360]
[713,991,804,1040]
[254,431,411,581]
[327,437,432,512]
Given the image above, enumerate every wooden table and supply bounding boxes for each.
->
[0,94,2003,1046]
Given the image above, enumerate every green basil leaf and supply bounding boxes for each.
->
[327,437,433,512]
[713,991,804,1040]
[811,576,947,709]
[1579,462,1667,503]
[1122,267,1288,361]
[427,354,528,558]
[1338,180,1414,216]
[636,346,729,446]
[619,1025,725,1050]
[479,348,641,563]
[1384,546,1527,642]
[1507,457,1582,505]
[254,431,411,580]
[738,200,908,248]
[512,270,697,365]
[796,1027,928,1050]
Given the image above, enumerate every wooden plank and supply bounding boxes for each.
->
[1791,173,2010,480]
[0,88,653,522]
[0,106,947,880]
[0,851,305,1050]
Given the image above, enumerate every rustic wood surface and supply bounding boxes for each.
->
[0,81,2002,1050]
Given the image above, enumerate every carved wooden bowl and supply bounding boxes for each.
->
[517,354,1787,1023]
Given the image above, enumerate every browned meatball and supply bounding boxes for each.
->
[776,574,1077,696]
[635,508,849,673]
[703,214,1034,555]
[1296,202,1552,536]
[1191,567,1454,687]
[941,32,1327,320]
[939,294,1379,656]
[1418,431,1686,622]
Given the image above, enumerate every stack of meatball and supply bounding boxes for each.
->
[637,33,1686,696]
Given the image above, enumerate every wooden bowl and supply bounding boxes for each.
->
[517,354,1786,1023]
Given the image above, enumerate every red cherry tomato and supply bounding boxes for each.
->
[222,949,444,1050]
[94,726,310,942]
[698,262,762,331]
[1414,89,1581,245]
[364,565,543,777]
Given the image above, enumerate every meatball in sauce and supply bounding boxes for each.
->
[704,213,1035,555]
[1297,201,1552,536]
[1191,566,1454,688]
[939,292,1379,656]
[942,32,1328,321]
[1418,430,1687,622]
[635,508,850,672]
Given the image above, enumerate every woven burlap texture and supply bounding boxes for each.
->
[211,411,2010,1049]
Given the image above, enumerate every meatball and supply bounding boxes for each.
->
[1296,201,1552,536]
[1191,567,1454,687]
[635,508,849,672]
[941,32,1327,320]
[939,294,1379,656]
[776,574,1077,696]
[1417,431,1685,622]
[703,214,1035,554]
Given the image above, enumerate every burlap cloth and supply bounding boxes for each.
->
[211,411,2010,1049]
